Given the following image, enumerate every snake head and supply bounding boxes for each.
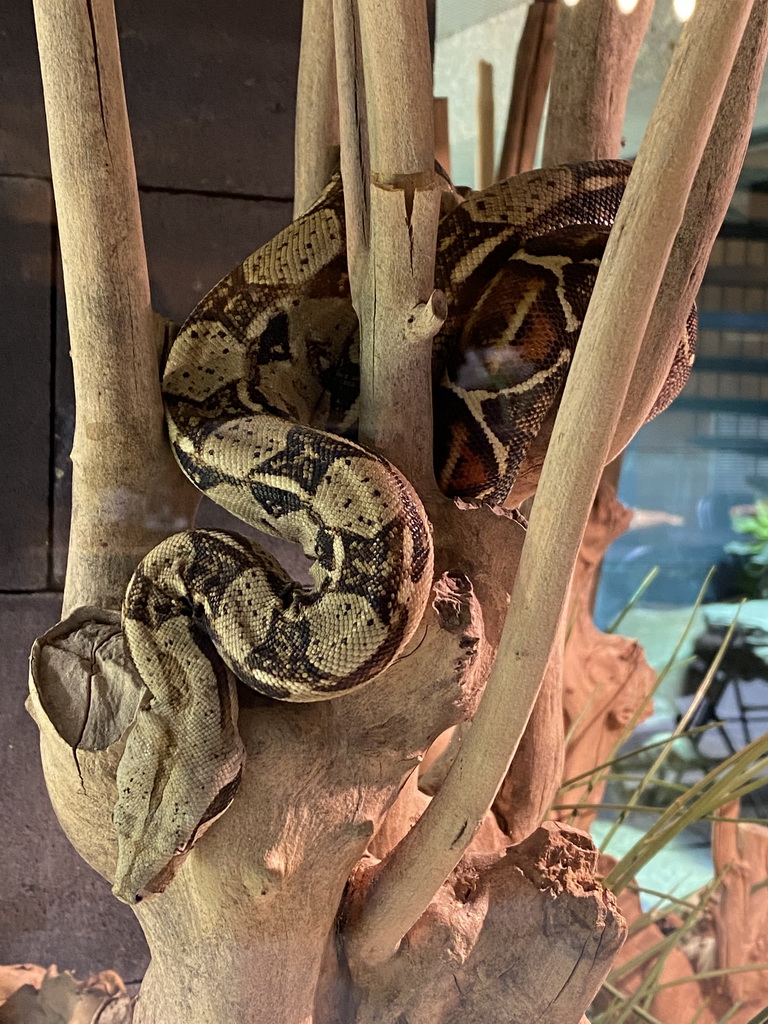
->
[111,625,246,905]
[112,765,243,905]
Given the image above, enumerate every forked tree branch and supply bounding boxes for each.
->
[343,0,755,968]
[32,0,197,616]
[294,0,339,216]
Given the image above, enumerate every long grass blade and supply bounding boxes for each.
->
[598,981,665,1024]
[741,1007,768,1024]
[601,594,739,855]
[607,566,661,634]
[604,731,768,892]
[558,723,721,791]
[716,1002,745,1024]
[653,963,768,990]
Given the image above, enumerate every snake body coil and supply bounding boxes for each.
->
[113,162,695,901]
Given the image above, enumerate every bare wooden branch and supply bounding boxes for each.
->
[32,0,197,615]
[294,0,339,217]
[542,0,653,165]
[497,0,559,179]
[335,0,442,489]
[433,96,451,175]
[476,61,494,190]
[531,0,649,833]
[343,0,754,968]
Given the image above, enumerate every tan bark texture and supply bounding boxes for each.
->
[294,0,339,217]
[32,0,198,616]
[542,0,653,166]
[712,802,768,1015]
[341,823,625,1024]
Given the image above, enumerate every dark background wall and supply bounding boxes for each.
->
[0,0,302,978]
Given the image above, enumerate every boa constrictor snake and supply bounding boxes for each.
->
[113,160,695,902]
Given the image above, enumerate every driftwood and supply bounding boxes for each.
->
[24,0,768,1021]
[712,801,768,1018]
[542,0,653,166]
[294,0,338,217]
[476,60,494,190]
[497,0,559,179]
[558,483,655,832]
[0,965,47,1004]
[0,964,132,1024]
[342,823,624,1024]
[595,859,718,1024]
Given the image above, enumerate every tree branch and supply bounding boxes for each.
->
[497,0,559,179]
[294,0,339,217]
[335,0,443,489]
[515,0,652,837]
[476,60,494,189]
[343,0,754,969]
[542,0,654,165]
[32,0,197,615]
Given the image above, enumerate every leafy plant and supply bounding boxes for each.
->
[725,500,768,599]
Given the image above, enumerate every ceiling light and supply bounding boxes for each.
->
[673,0,696,21]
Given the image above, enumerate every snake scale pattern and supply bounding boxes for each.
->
[113,161,696,902]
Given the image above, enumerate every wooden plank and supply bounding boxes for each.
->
[1,0,301,196]
[0,179,52,590]
[0,0,50,177]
